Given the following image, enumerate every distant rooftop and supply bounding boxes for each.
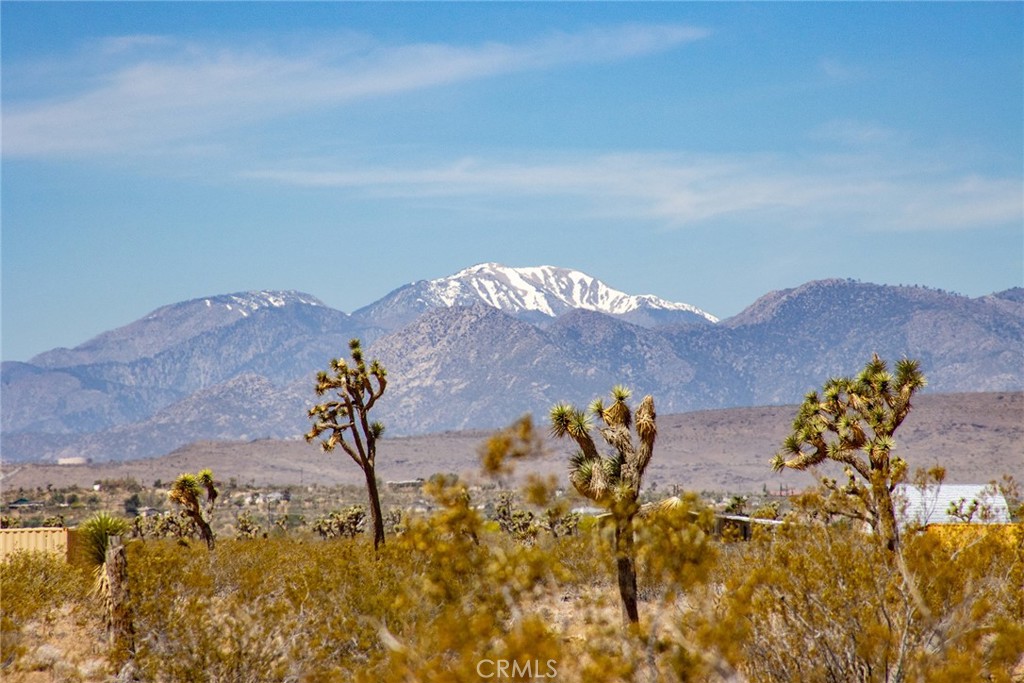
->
[895,484,1011,526]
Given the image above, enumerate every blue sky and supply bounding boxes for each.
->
[2,2,1021,362]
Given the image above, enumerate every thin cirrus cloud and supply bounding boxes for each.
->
[244,151,1022,233]
[809,119,899,146]
[1,23,708,158]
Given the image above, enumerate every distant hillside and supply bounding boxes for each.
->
[3,393,1019,494]
[716,279,1024,403]
[2,267,1021,463]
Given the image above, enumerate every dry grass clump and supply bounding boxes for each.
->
[0,551,101,682]
[3,493,1021,682]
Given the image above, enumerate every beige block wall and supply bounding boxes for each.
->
[0,527,79,562]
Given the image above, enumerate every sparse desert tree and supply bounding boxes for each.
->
[312,506,367,540]
[234,510,264,539]
[306,338,388,550]
[168,468,218,549]
[550,385,657,624]
[771,353,926,551]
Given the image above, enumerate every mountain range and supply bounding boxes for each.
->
[2,263,1022,463]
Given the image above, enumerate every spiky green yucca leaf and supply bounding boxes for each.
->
[895,357,925,389]
[549,403,574,438]
[782,434,803,455]
[570,459,595,494]
[197,469,218,507]
[568,450,589,470]
[80,511,130,568]
[568,410,592,439]
[169,474,201,509]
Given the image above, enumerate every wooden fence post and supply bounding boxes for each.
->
[104,536,136,677]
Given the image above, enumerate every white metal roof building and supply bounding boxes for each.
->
[894,484,1012,526]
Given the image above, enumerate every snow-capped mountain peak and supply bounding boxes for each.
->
[428,263,718,322]
[31,290,329,368]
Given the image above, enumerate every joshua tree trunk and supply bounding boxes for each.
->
[873,475,900,552]
[196,517,215,550]
[614,513,640,624]
[364,465,385,551]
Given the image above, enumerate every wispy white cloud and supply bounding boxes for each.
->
[809,119,899,146]
[97,34,178,55]
[818,57,867,83]
[244,151,1022,233]
[2,24,708,158]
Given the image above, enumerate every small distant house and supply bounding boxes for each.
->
[570,506,606,517]
[246,491,290,505]
[711,513,785,541]
[7,498,44,510]
[895,484,1011,527]
[387,479,425,490]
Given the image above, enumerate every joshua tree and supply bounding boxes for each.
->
[550,385,657,624]
[771,354,926,552]
[306,338,388,550]
[168,468,218,549]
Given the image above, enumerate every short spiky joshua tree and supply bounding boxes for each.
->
[306,338,388,550]
[771,354,926,552]
[550,385,657,624]
[169,468,218,549]
[80,511,135,670]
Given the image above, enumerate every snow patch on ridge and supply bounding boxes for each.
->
[422,263,718,323]
[199,290,325,315]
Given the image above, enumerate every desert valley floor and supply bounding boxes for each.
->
[3,392,1020,494]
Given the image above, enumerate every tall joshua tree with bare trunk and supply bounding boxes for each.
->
[771,353,926,552]
[169,468,218,549]
[306,338,388,550]
[550,385,657,624]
